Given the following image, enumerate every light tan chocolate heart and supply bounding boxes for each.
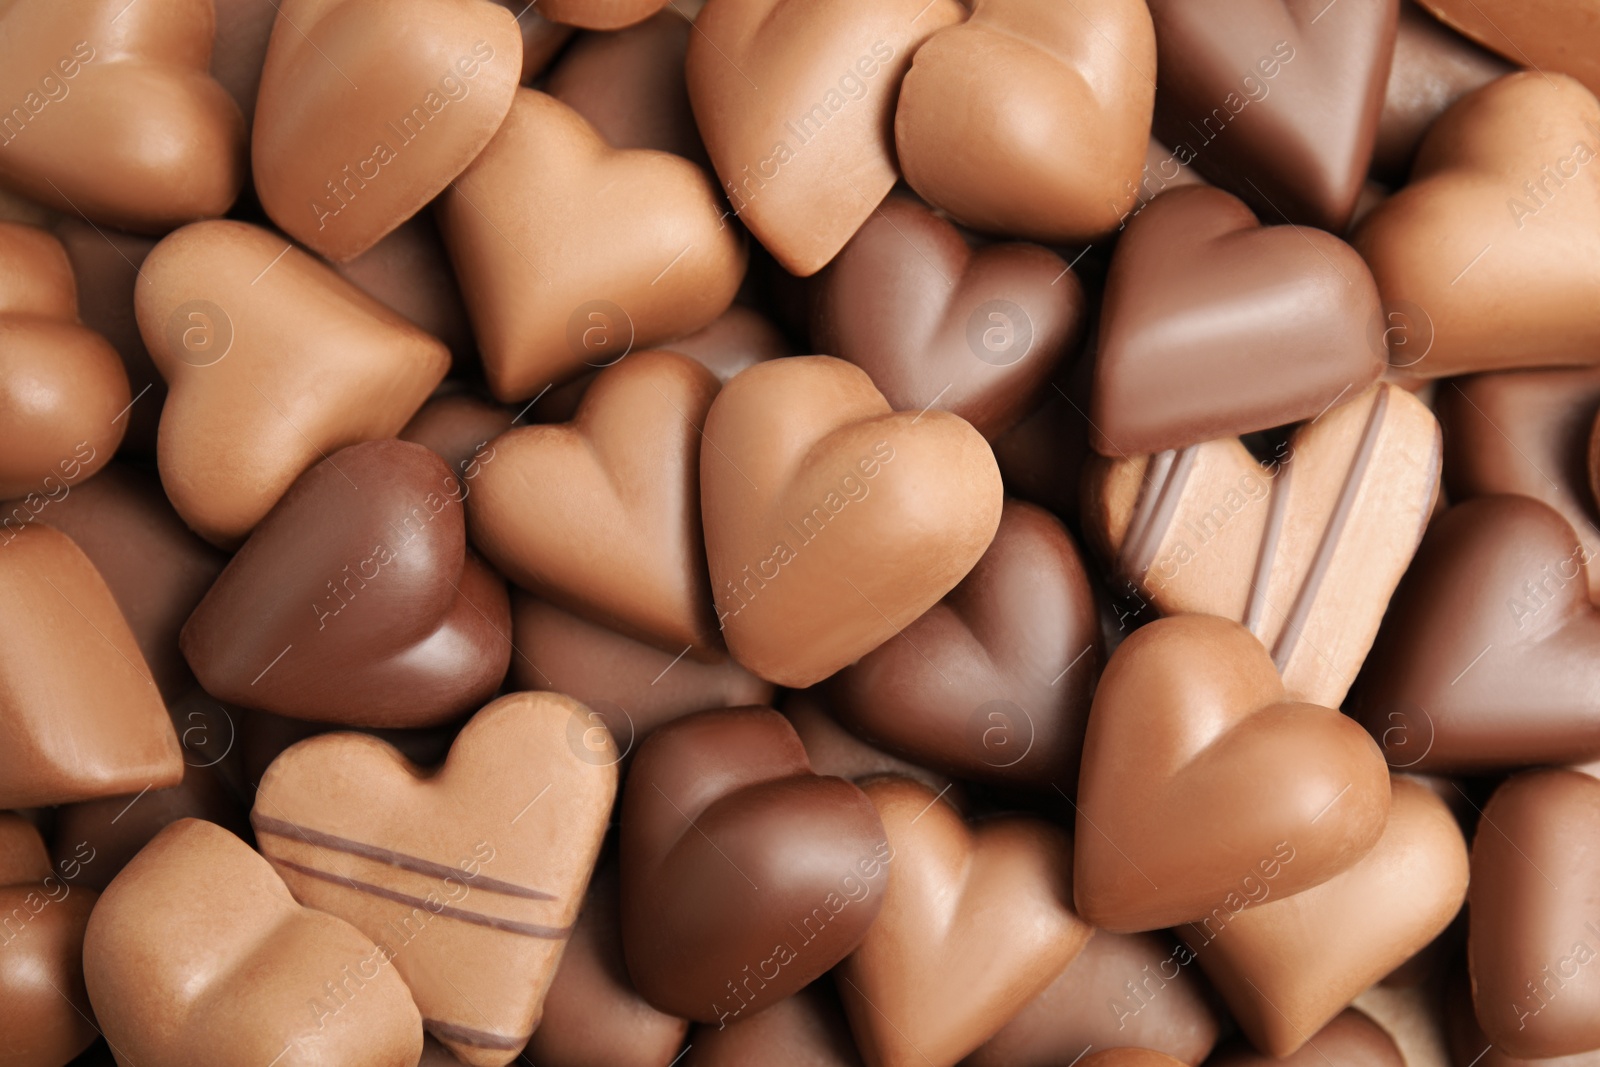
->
[685,0,965,276]
[438,89,744,402]
[700,355,1003,687]
[1075,614,1392,933]
[1353,73,1600,377]
[468,350,722,656]
[84,819,424,1067]
[0,522,180,809]
[252,692,617,1067]
[0,0,245,233]
[135,219,450,546]
[894,0,1155,243]
[1177,777,1468,1056]
[835,776,1092,1067]
[1083,382,1439,709]
[252,0,523,261]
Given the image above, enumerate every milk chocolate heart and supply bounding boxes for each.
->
[1207,1008,1407,1066]
[181,438,512,728]
[0,0,245,232]
[811,193,1086,440]
[1081,1053,1186,1067]
[686,983,863,1067]
[0,221,125,499]
[469,350,722,655]
[1178,777,1467,1056]
[1373,2,1511,180]
[1075,614,1392,932]
[1147,0,1398,231]
[1448,977,1600,1067]
[1353,74,1600,377]
[836,776,1092,1067]
[829,500,1101,790]
[253,692,616,1067]
[702,356,1003,687]
[1437,369,1600,598]
[0,522,181,808]
[893,0,1156,243]
[685,0,964,276]
[438,89,744,402]
[1089,185,1384,457]
[620,707,889,1022]
[526,856,688,1067]
[1354,496,1600,772]
[136,220,450,546]
[509,592,774,747]
[967,930,1222,1067]
[541,0,668,30]
[1415,1,1600,98]
[0,814,99,1067]
[84,819,423,1067]
[252,0,523,261]
[786,690,956,795]
[1084,382,1440,709]
[1469,769,1600,1058]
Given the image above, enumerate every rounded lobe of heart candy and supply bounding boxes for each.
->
[620,708,889,1023]
[84,818,424,1067]
[469,351,723,657]
[0,0,246,233]
[1353,72,1600,378]
[684,982,863,1067]
[1075,614,1392,933]
[1353,495,1600,772]
[1078,1052,1188,1067]
[1372,2,1512,181]
[136,219,451,547]
[0,221,127,499]
[0,523,182,809]
[811,193,1086,441]
[181,438,512,728]
[1205,1007,1405,1066]
[894,0,1156,244]
[1447,970,1600,1067]
[685,0,965,277]
[1090,185,1384,457]
[541,0,670,29]
[1468,769,1600,1058]
[829,500,1102,790]
[1177,777,1467,1056]
[1147,0,1398,233]
[438,90,746,402]
[509,592,774,748]
[1415,0,1600,100]
[701,356,1004,688]
[965,929,1222,1067]
[252,0,524,261]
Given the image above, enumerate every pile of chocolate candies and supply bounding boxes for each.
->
[4,0,1600,1064]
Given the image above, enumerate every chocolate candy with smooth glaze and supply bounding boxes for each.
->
[1206,1008,1407,1066]
[829,500,1101,791]
[685,983,862,1067]
[1413,0,1600,98]
[812,192,1086,440]
[1077,1050,1187,1067]
[83,819,424,1067]
[1447,972,1600,1067]
[181,438,512,728]
[1147,0,1399,232]
[1090,184,1384,457]
[620,707,888,1022]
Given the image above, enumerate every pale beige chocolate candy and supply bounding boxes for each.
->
[253,693,617,1067]
[252,0,523,261]
[1083,382,1440,709]
[84,819,423,1067]
[135,219,449,546]
[0,523,180,808]
[438,90,745,401]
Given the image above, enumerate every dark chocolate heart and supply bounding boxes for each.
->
[829,500,1102,790]
[811,193,1086,441]
[1090,184,1384,457]
[619,707,888,1023]
[181,438,511,727]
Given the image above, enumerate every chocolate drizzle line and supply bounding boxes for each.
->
[265,855,574,939]
[251,813,555,900]
[1244,457,1294,636]
[426,1019,531,1051]
[1270,387,1390,670]
[1119,446,1198,582]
